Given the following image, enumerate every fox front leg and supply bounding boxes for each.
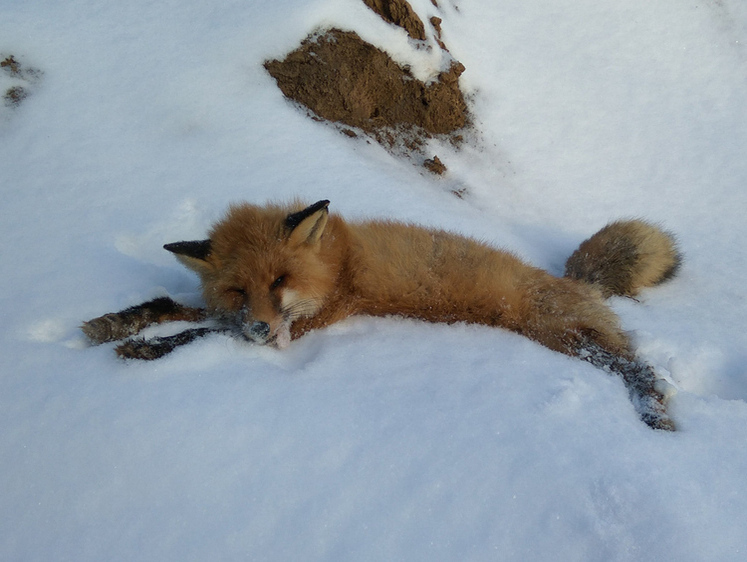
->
[114,326,229,360]
[82,297,207,344]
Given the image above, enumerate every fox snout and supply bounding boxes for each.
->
[243,321,271,343]
[240,317,292,349]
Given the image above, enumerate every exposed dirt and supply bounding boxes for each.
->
[263,0,472,177]
[264,28,467,137]
[423,155,447,175]
[361,0,426,41]
[430,16,448,50]
[1,55,22,75]
[1,54,42,107]
[4,85,28,106]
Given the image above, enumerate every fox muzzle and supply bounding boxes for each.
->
[243,321,271,344]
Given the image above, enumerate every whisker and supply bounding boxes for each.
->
[281,297,321,320]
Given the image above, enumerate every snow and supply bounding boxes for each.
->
[2,0,747,560]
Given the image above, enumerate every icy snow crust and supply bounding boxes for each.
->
[2,0,747,560]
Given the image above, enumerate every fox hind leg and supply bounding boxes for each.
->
[520,278,674,430]
[576,339,675,431]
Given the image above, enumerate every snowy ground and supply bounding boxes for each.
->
[2,1,747,560]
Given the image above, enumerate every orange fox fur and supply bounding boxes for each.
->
[84,200,681,429]
[167,201,677,355]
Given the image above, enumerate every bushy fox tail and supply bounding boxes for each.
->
[564,220,681,298]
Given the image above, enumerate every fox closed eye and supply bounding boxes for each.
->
[270,275,287,290]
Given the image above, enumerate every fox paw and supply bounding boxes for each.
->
[636,392,676,432]
[115,337,175,360]
[81,314,138,344]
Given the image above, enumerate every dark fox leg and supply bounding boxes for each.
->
[115,326,229,360]
[576,339,675,431]
[82,297,207,344]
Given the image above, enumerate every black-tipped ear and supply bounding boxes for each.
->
[285,200,330,231]
[164,240,214,274]
[164,240,212,261]
[286,200,330,247]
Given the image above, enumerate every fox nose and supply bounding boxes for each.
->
[244,321,271,343]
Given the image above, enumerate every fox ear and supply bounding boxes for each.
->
[286,200,330,247]
[164,239,214,273]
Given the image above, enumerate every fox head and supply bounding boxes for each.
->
[165,200,339,347]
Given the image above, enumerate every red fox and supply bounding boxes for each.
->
[83,200,680,430]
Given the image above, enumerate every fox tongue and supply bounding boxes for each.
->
[275,323,291,349]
